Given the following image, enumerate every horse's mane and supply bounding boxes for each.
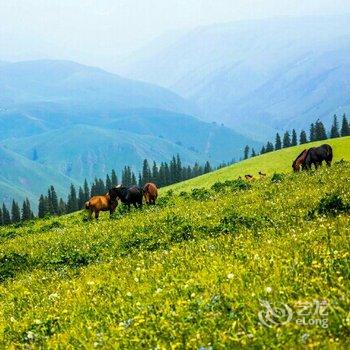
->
[293,149,308,165]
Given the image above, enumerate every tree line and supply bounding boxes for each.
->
[0,155,216,225]
[243,114,350,159]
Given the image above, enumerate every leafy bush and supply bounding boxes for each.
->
[0,253,30,282]
[191,187,211,200]
[312,193,349,217]
[211,179,251,192]
[271,173,285,183]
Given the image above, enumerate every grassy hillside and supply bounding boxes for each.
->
[0,142,349,348]
[165,137,350,193]
[0,146,77,207]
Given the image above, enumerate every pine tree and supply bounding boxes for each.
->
[330,115,340,138]
[0,205,3,226]
[21,198,33,221]
[169,156,177,183]
[265,142,274,153]
[98,178,106,194]
[66,184,78,213]
[122,166,132,186]
[105,174,112,190]
[142,159,151,184]
[78,187,85,209]
[314,120,327,140]
[341,114,350,136]
[11,200,21,223]
[244,145,250,159]
[291,129,297,146]
[175,154,182,182]
[38,195,49,218]
[83,179,90,201]
[283,131,291,148]
[204,161,212,173]
[251,148,256,157]
[299,130,308,144]
[111,170,118,187]
[49,185,59,215]
[260,145,266,154]
[164,163,170,185]
[131,172,137,185]
[309,123,316,142]
[58,198,67,215]
[151,161,159,184]
[275,133,282,150]
[2,203,11,225]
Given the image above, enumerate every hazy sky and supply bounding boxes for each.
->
[1,0,349,71]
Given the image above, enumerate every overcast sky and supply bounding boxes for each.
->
[1,0,349,70]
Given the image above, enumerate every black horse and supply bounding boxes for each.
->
[108,185,143,210]
[304,144,333,170]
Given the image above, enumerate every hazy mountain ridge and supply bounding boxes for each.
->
[0,60,256,206]
[117,15,350,139]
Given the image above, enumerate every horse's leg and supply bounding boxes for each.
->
[88,209,93,220]
[95,210,100,220]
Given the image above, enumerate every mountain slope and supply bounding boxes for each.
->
[0,60,257,204]
[164,136,350,192]
[0,146,76,206]
[0,141,349,348]
[117,15,350,139]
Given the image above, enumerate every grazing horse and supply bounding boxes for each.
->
[258,171,266,179]
[85,193,118,220]
[245,174,255,181]
[292,149,309,172]
[143,182,158,205]
[304,144,333,170]
[109,185,143,210]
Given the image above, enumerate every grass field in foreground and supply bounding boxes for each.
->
[164,137,350,193]
[0,139,349,348]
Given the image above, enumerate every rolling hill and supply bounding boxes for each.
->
[0,138,349,348]
[164,136,350,192]
[117,15,350,139]
[0,60,257,206]
[0,146,76,206]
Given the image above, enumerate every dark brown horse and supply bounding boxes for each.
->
[143,182,158,205]
[292,144,333,171]
[85,193,117,220]
[304,144,333,170]
[292,149,309,172]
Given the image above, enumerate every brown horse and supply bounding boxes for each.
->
[245,174,255,181]
[85,193,118,220]
[292,149,309,172]
[143,182,158,205]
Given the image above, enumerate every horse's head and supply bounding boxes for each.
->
[292,149,307,172]
[292,161,301,172]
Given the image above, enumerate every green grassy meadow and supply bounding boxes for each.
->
[0,139,350,349]
[164,137,350,192]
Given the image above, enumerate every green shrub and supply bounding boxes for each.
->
[0,253,30,282]
[271,173,285,183]
[191,187,211,200]
[313,193,349,216]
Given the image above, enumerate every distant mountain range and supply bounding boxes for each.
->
[0,60,256,206]
[116,15,350,140]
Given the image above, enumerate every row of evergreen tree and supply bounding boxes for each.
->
[244,114,350,159]
[1,155,214,224]
[0,199,34,226]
